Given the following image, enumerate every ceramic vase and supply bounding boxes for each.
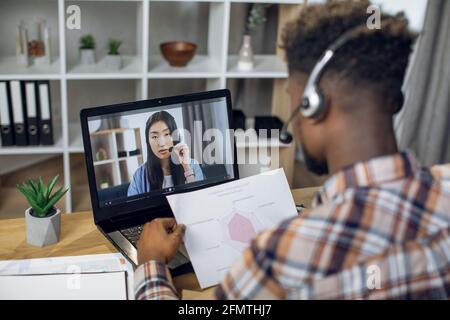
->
[237,35,254,71]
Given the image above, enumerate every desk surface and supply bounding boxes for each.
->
[0,187,319,298]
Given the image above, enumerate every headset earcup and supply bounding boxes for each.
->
[301,87,325,119]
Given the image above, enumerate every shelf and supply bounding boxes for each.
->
[67,55,142,79]
[226,55,287,78]
[93,155,142,166]
[0,56,61,80]
[0,135,64,155]
[0,52,229,80]
[0,0,300,214]
[148,55,222,78]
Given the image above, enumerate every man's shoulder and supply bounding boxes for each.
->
[251,201,341,256]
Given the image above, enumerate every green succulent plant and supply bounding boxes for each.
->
[16,175,68,218]
[108,39,122,55]
[245,4,273,35]
[80,34,95,49]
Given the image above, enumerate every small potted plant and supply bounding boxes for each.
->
[238,4,272,71]
[99,179,110,189]
[79,34,96,65]
[17,175,68,247]
[106,39,123,70]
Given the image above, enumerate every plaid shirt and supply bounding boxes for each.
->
[134,151,450,300]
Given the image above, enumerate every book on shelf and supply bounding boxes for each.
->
[117,149,141,158]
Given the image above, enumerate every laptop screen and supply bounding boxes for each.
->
[85,95,236,209]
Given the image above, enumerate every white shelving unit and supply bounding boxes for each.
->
[0,0,299,212]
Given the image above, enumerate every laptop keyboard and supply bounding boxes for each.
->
[119,225,143,247]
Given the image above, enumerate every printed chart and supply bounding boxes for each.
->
[167,169,298,288]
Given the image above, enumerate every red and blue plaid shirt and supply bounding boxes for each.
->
[134,151,450,299]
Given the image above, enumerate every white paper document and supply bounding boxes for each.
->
[166,168,297,288]
[0,253,134,300]
[0,271,127,300]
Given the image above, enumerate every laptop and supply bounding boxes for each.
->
[80,89,239,275]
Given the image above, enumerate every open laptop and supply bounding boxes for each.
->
[80,89,238,275]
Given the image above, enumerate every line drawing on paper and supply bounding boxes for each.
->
[218,207,264,252]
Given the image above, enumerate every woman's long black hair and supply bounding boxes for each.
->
[145,111,185,190]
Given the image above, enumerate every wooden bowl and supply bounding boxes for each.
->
[160,41,197,67]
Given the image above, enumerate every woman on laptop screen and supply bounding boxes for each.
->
[127,111,204,196]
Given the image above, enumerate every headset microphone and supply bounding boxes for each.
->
[168,140,183,156]
[279,27,363,145]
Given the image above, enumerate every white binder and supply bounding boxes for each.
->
[25,81,39,145]
[10,80,27,145]
[0,81,14,146]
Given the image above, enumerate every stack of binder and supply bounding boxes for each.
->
[0,80,54,147]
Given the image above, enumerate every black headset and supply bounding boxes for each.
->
[279,26,404,144]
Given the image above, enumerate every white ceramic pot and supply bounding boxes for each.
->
[105,54,122,70]
[80,48,96,65]
[25,207,61,247]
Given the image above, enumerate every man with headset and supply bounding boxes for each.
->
[134,0,450,299]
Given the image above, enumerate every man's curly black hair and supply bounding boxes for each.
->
[281,0,417,107]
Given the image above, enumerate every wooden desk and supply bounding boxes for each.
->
[0,187,319,298]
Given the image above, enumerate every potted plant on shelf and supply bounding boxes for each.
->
[106,39,123,70]
[99,179,110,189]
[17,175,68,247]
[238,4,272,71]
[79,34,96,66]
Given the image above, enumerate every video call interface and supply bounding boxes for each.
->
[87,97,235,208]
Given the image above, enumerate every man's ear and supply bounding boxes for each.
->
[390,91,404,115]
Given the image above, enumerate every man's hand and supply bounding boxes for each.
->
[137,218,186,266]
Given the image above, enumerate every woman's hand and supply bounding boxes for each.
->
[173,142,191,168]
[137,218,186,265]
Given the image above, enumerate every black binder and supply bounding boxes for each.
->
[37,81,54,145]
[0,81,14,146]
[24,81,40,145]
[10,80,28,146]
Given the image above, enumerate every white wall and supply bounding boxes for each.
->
[371,0,428,31]
[306,0,428,31]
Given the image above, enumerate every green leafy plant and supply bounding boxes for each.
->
[80,34,95,49]
[108,39,122,55]
[245,4,273,35]
[16,175,68,218]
